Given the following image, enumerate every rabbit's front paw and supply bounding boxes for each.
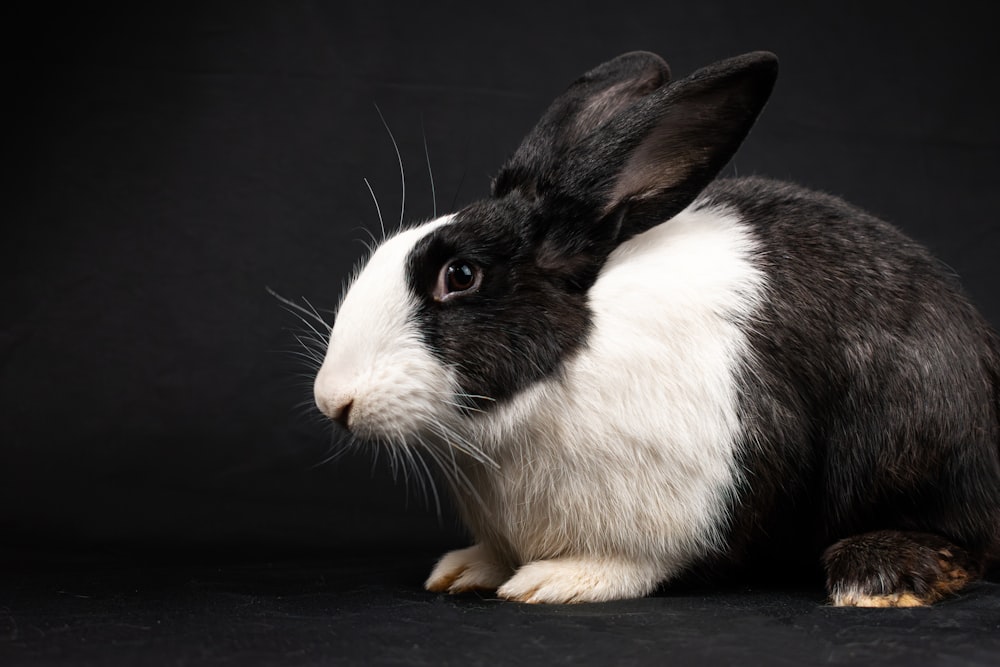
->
[497,557,661,604]
[425,544,511,594]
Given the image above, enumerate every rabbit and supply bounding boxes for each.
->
[312,50,1000,606]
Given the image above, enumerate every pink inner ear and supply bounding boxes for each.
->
[605,81,765,214]
[607,116,694,213]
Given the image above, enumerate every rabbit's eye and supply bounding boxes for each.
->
[435,260,482,302]
[446,263,476,290]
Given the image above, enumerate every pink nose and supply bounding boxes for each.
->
[318,395,354,431]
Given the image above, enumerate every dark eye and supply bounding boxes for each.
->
[446,262,475,291]
[435,259,482,302]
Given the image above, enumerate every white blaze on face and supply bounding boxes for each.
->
[314,216,455,440]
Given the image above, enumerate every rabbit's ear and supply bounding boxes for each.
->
[493,51,671,198]
[540,52,778,265]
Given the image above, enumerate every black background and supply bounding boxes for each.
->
[5,1,1000,561]
[5,5,1000,666]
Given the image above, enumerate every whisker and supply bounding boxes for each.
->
[441,399,486,414]
[291,405,328,429]
[363,177,386,240]
[424,417,499,471]
[291,334,324,358]
[374,103,405,232]
[409,444,443,518]
[369,438,381,476]
[394,438,409,492]
[311,435,354,468]
[352,224,379,250]
[427,389,497,402]
[455,393,497,403]
[285,348,323,368]
[420,440,471,504]
[430,390,497,405]
[397,442,421,507]
[387,442,401,484]
[421,116,437,218]
[266,287,332,332]
[291,331,327,349]
[291,327,328,358]
[292,402,327,424]
[300,297,329,332]
[466,395,496,403]
[442,441,489,509]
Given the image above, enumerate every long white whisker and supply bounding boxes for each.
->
[388,442,402,484]
[352,224,379,250]
[402,436,433,514]
[441,400,485,414]
[427,390,497,403]
[363,177,386,240]
[291,334,324,360]
[369,438,381,475]
[286,349,323,367]
[421,117,437,218]
[443,440,489,509]
[300,297,329,332]
[266,287,332,332]
[409,445,442,518]
[312,435,354,468]
[455,393,497,403]
[424,417,499,471]
[393,430,412,497]
[420,439,475,506]
[284,308,330,346]
[292,331,327,349]
[397,442,422,507]
[374,103,405,232]
[429,391,498,410]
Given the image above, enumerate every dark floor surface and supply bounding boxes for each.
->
[1,549,998,667]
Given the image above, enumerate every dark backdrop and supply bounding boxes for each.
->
[5,1,999,558]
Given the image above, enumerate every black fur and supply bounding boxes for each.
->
[688,178,1000,585]
[494,51,671,201]
[404,51,999,601]
[824,530,981,605]
[405,52,779,408]
[405,196,593,406]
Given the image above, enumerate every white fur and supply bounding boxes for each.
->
[445,204,766,602]
[318,205,765,603]
[425,544,512,593]
[314,216,454,441]
[497,557,665,603]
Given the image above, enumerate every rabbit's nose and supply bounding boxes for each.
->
[329,399,354,430]
[316,392,354,431]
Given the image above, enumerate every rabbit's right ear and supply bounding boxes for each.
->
[493,51,671,198]
[525,52,777,285]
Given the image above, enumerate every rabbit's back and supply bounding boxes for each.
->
[699,177,1000,566]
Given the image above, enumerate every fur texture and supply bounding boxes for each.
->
[449,204,767,601]
[314,217,456,441]
[314,51,1000,605]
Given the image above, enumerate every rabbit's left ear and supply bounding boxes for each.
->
[539,51,778,264]
[494,51,671,199]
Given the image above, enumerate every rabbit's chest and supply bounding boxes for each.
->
[455,417,737,569]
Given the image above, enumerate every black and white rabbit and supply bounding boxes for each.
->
[313,51,1000,606]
